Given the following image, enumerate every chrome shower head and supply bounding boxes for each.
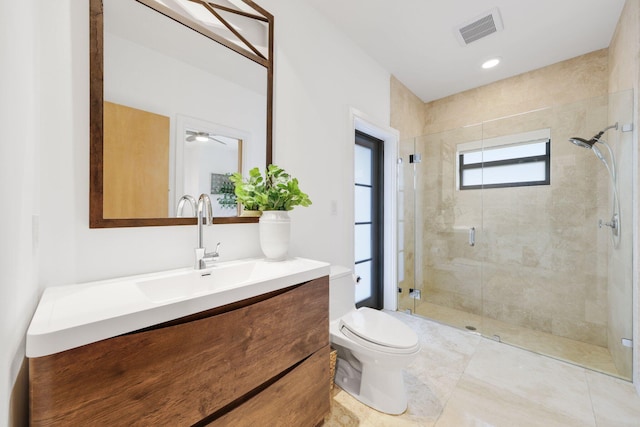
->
[569,123,619,148]
[568,136,595,149]
[568,136,611,170]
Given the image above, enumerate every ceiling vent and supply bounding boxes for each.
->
[455,8,503,46]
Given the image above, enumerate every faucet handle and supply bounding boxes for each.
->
[205,242,221,260]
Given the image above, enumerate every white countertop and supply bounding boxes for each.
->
[26,257,330,358]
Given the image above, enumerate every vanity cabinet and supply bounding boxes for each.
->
[29,276,330,426]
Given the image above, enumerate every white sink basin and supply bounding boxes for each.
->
[27,257,329,358]
[136,261,256,303]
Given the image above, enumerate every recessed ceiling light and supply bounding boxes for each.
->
[482,58,501,69]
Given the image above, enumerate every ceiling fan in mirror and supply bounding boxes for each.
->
[185,130,228,144]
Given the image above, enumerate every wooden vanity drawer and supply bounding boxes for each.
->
[210,345,330,426]
[30,276,329,426]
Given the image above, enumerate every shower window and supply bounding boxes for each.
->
[458,129,551,190]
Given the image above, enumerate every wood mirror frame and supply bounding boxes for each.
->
[89,0,273,228]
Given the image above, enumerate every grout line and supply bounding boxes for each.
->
[433,328,483,425]
[584,369,601,427]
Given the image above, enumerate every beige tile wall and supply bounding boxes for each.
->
[422,50,609,135]
[390,76,427,141]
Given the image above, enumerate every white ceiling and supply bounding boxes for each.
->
[301,0,626,102]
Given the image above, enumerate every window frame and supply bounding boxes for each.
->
[458,139,551,190]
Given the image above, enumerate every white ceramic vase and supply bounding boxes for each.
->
[259,210,291,261]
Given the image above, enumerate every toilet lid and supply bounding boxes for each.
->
[339,307,419,351]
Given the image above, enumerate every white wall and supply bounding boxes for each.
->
[1,1,391,424]
[0,1,40,424]
[261,0,391,266]
[185,142,238,217]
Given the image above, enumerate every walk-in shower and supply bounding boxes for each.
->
[398,90,634,380]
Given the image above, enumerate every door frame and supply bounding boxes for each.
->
[349,108,399,311]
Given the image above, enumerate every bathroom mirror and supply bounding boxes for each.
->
[90,0,273,227]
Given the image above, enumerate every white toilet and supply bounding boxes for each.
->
[329,266,420,415]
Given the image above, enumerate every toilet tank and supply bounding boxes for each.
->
[330,265,356,321]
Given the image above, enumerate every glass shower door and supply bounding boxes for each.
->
[397,137,416,313]
[398,125,485,324]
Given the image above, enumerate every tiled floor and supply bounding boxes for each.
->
[414,302,624,378]
[325,311,640,426]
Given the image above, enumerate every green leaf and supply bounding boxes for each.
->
[230,164,312,211]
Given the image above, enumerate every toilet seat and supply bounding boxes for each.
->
[339,308,419,354]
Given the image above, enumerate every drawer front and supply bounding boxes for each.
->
[30,277,329,426]
[210,345,331,427]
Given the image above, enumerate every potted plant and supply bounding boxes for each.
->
[229,167,263,216]
[230,165,312,260]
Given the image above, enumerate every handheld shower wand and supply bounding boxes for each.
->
[568,123,620,248]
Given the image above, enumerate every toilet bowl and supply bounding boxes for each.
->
[329,266,420,415]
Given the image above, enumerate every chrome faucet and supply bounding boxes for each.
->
[176,194,197,217]
[195,194,220,270]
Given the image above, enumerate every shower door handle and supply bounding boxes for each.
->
[469,227,475,247]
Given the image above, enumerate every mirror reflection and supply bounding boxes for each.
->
[175,115,244,218]
[91,0,272,226]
